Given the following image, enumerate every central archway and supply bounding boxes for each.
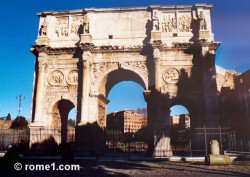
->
[100,67,147,97]
[95,67,148,127]
[98,68,148,157]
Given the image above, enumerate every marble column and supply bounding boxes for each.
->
[33,57,47,124]
[153,48,161,91]
[202,46,220,127]
[80,59,90,124]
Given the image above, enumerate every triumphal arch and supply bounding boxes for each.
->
[30,4,220,156]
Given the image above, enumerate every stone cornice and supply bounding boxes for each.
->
[151,41,220,53]
[37,4,212,16]
[199,41,221,51]
[162,42,193,50]
[31,42,220,56]
[31,44,144,57]
[80,43,143,53]
[31,46,78,55]
[151,42,193,51]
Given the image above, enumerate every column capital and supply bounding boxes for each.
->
[82,50,91,56]
[83,60,91,68]
[143,90,152,102]
[153,47,161,59]
[153,57,161,63]
[38,61,47,69]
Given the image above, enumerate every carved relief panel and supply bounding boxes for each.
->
[48,70,64,86]
[66,70,78,85]
[161,12,192,33]
[161,84,178,96]
[90,62,118,94]
[161,67,180,96]
[71,16,83,36]
[98,101,106,128]
[46,69,78,109]
[90,61,148,94]
[178,13,192,32]
[162,67,180,84]
[48,69,78,86]
[55,17,69,37]
[162,13,177,33]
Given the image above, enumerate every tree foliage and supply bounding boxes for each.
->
[10,116,28,129]
[6,113,11,120]
[136,107,147,117]
[68,119,76,127]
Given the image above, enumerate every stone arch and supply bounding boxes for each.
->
[47,96,77,143]
[89,63,149,127]
[91,62,148,96]
[170,96,197,128]
[48,94,77,114]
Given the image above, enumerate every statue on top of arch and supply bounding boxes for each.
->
[39,18,48,36]
[83,15,90,34]
[198,11,207,30]
[152,11,160,31]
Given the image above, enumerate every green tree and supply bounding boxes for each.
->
[6,113,11,120]
[136,107,147,117]
[68,119,76,127]
[10,116,28,129]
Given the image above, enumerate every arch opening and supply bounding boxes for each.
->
[51,99,75,143]
[170,105,190,128]
[99,68,148,156]
[169,104,191,156]
[99,67,147,97]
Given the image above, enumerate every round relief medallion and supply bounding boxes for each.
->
[162,68,179,83]
[48,70,64,86]
[66,70,78,85]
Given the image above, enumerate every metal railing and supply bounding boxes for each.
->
[1,126,250,159]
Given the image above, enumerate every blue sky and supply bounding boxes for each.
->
[0,0,250,119]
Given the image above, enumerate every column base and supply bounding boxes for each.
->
[80,34,92,43]
[153,136,173,157]
[151,31,161,42]
[36,36,49,45]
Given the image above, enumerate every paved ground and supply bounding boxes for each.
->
[0,158,250,177]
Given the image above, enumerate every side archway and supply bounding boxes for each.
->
[170,97,197,128]
[48,97,76,143]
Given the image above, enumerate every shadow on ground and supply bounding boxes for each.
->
[0,158,152,177]
[0,158,250,177]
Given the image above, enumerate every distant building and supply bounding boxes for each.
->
[216,65,240,92]
[106,110,147,133]
[0,120,12,129]
[235,70,250,133]
[170,114,190,129]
